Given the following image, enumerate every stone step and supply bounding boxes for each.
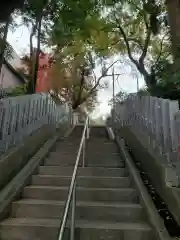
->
[0,218,153,240]
[85,163,124,167]
[86,139,117,144]
[44,156,125,168]
[56,137,82,144]
[44,155,78,166]
[90,127,108,138]
[48,148,79,155]
[48,151,120,158]
[23,186,138,203]
[56,140,114,146]
[50,151,120,159]
[0,127,155,240]
[84,157,124,168]
[86,139,114,143]
[38,166,128,177]
[53,142,118,153]
[54,140,82,146]
[86,142,118,149]
[31,175,131,188]
[12,200,145,222]
[58,140,81,147]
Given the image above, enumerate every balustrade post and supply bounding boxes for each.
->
[86,119,89,139]
[82,138,85,167]
[70,182,76,240]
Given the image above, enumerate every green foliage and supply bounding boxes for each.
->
[108,91,128,106]
[7,84,27,96]
[148,58,180,100]
[11,0,176,103]
[0,19,12,61]
[137,87,150,96]
[3,42,13,61]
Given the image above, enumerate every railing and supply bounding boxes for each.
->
[112,94,180,174]
[58,116,89,240]
[0,93,72,154]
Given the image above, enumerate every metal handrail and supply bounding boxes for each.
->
[58,116,89,240]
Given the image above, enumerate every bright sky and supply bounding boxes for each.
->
[7,24,145,118]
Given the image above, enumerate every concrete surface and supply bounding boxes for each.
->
[0,126,157,240]
[117,126,180,230]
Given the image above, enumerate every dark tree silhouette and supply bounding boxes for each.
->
[0,0,24,22]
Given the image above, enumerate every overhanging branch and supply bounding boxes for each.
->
[139,28,151,64]
[112,10,139,69]
[154,34,169,67]
[79,59,120,105]
[127,38,144,51]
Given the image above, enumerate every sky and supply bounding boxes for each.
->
[7,23,145,118]
[91,60,145,118]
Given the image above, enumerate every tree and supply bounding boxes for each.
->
[0,17,10,74]
[165,0,180,68]
[97,0,171,90]
[48,1,118,110]
[123,0,180,78]
[145,57,180,101]
[17,0,60,93]
[0,0,24,22]
[47,52,116,110]
[15,0,103,94]
[14,0,178,103]
[108,91,128,106]
[0,14,17,74]
[134,0,180,79]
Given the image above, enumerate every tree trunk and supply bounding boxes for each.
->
[134,61,154,88]
[32,15,42,93]
[26,12,42,94]
[0,17,10,75]
[166,0,180,69]
[72,101,79,110]
[26,27,36,94]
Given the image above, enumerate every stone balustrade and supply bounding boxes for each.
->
[0,93,71,154]
[114,94,180,172]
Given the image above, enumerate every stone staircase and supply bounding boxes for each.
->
[0,126,156,240]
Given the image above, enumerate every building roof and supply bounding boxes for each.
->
[4,59,26,83]
[2,42,28,84]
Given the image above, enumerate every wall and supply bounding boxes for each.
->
[0,64,23,89]
[36,52,50,93]
[113,94,180,226]
[0,125,52,191]
[114,102,127,124]
[0,93,70,154]
[117,126,180,227]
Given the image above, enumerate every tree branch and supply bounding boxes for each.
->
[92,69,97,84]
[127,37,144,51]
[73,60,120,108]
[139,28,151,64]
[82,59,120,101]
[127,0,148,28]
[113,10,139,68]
[154,34,169,67]
[139,1,152,64]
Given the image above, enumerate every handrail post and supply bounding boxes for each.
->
[70,182,76,240]
[82,138,85,167]
[86,118,89,139]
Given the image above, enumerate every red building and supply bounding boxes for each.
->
[36,51,51,93]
